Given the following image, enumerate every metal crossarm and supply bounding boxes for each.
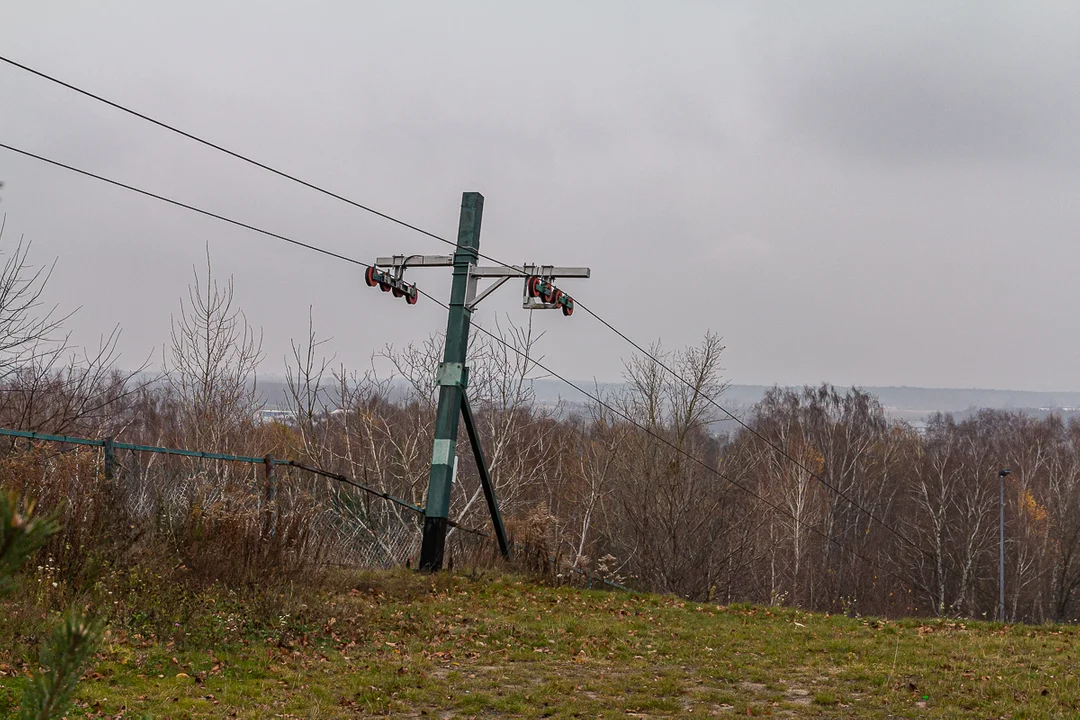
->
[375,254,454,270]
[469,265,591,278]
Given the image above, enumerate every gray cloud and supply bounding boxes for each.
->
[760,3,1080,166]
[1,1,1079,393]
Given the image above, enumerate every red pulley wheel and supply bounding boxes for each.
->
[379,280,392,292]
[562,299,574,317]
[392,286,404,298]
[527,277,541,298]
[365,267,379,287]
[406,290,419,305]
[552,289,564,305]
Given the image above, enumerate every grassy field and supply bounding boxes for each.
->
[2,569,1078,718]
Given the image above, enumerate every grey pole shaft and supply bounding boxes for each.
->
[999,471,1005,622]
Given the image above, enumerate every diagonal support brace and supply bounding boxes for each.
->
[460,392,511,559]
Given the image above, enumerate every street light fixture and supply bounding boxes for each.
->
[999,467,1012,622]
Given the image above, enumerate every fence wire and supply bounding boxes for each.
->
[0,428,433,572]
[0,427,629,592]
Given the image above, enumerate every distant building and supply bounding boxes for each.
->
[256,408,298,425]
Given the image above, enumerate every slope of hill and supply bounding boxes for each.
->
[3,570,1075,718]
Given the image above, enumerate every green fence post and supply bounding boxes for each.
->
[263,454,275,539]
[103,437,116,481]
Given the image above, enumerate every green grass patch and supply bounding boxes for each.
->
[1,569,1079,717]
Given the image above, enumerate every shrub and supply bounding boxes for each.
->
[1,491,100,720]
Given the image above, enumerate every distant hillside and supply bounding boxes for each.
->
[257,377,1080,423]
[525,380,1080,423]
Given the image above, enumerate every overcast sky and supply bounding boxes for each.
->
[1,2,1078,392]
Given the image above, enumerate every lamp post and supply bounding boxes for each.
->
[999,467,1012,622]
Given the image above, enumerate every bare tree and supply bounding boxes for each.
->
[597,332,734,598]
[1046,420,1080,621]
[0,217,70,381]
[165,247,263,451]
[285,307,335,460]
[0,328,147,436]
[454,316,561,529]
[0,220,149,436]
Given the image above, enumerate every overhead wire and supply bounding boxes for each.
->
[0,139,929,598]
[1,48,944,597]
[0,142,367,268]
[461,319,932,599]
[1,53,926,560]
[0,56,924,550]
[0,54,571,283]
[0,55,457,250]
[573,299,936,564]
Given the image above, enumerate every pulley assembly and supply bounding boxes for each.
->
[364,265,418,305]
[525,276,574,316]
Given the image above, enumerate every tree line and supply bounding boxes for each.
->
[0,232,1078,623]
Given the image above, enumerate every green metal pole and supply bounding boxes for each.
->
[419,191,483,571]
